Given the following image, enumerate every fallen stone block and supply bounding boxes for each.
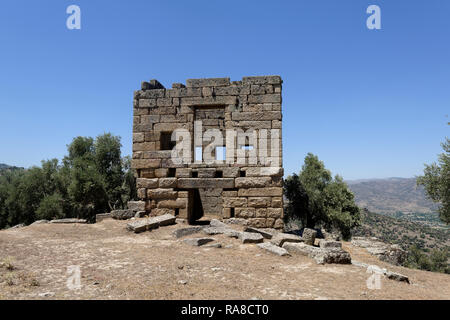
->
[384,271,410,284]
[203,227,228,235]
[126,214,176,233]
[210,219,228,228]
[319,240,342,249]
[224,218,249,226]
[10,224,25,229]
[314,250,351,265]
[257,242,290,256]
[173,226,204,238]
[282,242,351,265]
[283,242,320,257]
[204,243,222,248]
[239,232,264,244]
[152,214,176,226]
[270,233,303,246]
[126,219,154,233]
[203,227,242,238]
[183,238,215,246]
[49,219,87,224]
[31,220,49,225]
[96,213,111,222]
[244,227,275,239]
[302,228,317,245]
[127,201,146,212]
[111,209,135,220]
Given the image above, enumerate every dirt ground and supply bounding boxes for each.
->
[0,219,449,300]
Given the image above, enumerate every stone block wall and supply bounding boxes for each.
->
[131,76,284,229]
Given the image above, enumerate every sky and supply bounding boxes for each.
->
[0,0,448,180]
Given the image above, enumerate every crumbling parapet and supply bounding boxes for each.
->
[131,76,284,229]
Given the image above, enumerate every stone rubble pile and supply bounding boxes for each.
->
[351,237,407,266]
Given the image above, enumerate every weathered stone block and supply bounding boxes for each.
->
[132,159,161,169]
[183,237,215,246]
[127,201,146,212]
[158,178,177,188]
[136,178,158,189]
[248,197,271,208]
[242,76,282,85]
[177,178,234,189]
[257,242,290,256]
[271,233,303,247]
[239,232,264,244]
[157,199,186,209]
[235,207,255,218]
[267,208,283,219]
[186,78,230,87]
[238,187,283,197]
[173,226,204,238]
[302,228,317,246]
[235,177,272,188]
[223,197,247,208]
[111,210,135,220]
[147,188,178,199]
[222,167,240,178]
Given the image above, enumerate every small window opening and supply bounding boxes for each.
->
[194,146,202,162]
[168,168,176,177]
[215,146,226,161]
[239,170,246,177]
[215,170,223,178]
[160,132,175,150]
[192,171,198,178]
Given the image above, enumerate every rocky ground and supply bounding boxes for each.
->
[0,218,449,300]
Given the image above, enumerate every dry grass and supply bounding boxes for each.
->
[0,219,448,300]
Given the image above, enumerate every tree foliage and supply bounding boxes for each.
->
[0,133,136,228]
[417,138,450,224]
[284,153,360,240]
[406,245,449,274]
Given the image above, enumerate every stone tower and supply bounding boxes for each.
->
[131,76,284,229]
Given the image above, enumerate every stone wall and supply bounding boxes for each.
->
[131,76,284,229]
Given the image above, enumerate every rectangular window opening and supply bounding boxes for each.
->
[160,132,175,150]
[194,146,202,162]
[168,168,176,177]
[215,146,226,161]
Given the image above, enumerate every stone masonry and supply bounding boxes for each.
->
[131,76,284,229]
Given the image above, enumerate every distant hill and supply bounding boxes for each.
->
[0,163,23,173]
[0,163,11,170]
[347,177,439,216]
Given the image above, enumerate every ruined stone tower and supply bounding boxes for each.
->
[131,76,284,229]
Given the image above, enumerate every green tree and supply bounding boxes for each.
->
[284,153,360,240]
[0,133,136,228]
[430,249,449,273]
[36,193,65,220]
[417,138,450,224]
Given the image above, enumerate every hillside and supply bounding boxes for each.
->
[1,219,449,300]
[347,177,439,217]
[353,209,449,252]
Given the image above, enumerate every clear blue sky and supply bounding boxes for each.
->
[0,1,448,180]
